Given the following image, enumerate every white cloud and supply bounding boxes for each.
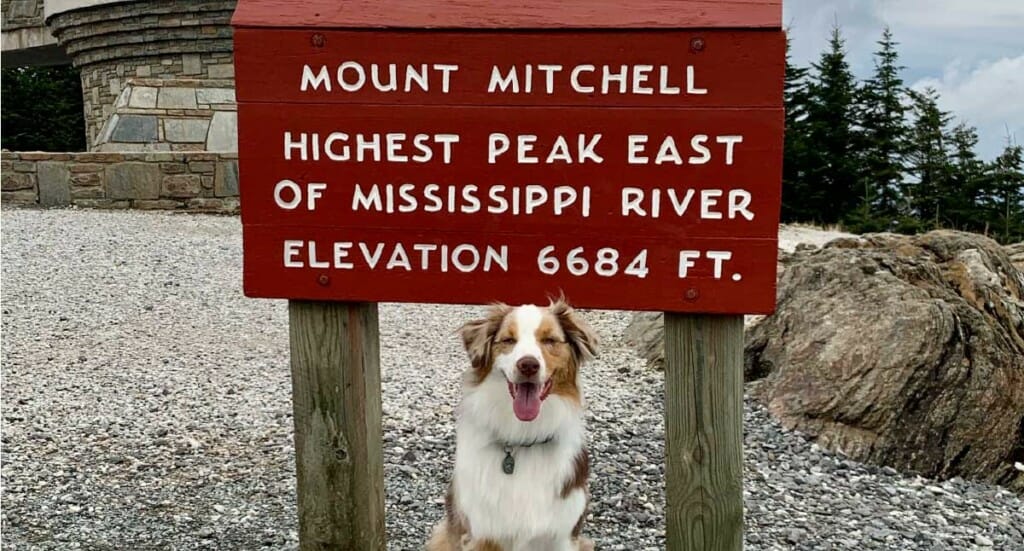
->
[783,0,1024,157]
[877,0,1024,29]
[912,55,1024,153]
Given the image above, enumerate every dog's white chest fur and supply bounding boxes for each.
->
[453,378,587,550]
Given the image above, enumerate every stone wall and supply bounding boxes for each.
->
[2,0,44,30]
[1,151,239,213]
[78,54,235,145]
[95,78,237,152]
[46,0,236,147]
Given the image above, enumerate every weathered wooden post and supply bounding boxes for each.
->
[288,301,384,549]
[665,314,745,550]
[231,1,784,549]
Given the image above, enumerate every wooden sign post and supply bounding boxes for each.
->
[232,2,783,549]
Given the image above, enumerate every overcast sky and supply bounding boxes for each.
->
[783,0,1024,160]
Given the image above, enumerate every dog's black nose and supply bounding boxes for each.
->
[516,356,540,378]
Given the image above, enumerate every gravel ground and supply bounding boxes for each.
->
[2,208,1022,551]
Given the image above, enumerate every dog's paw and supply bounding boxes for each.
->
[575,536,595,551]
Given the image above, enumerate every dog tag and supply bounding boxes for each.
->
[502,448,515,475]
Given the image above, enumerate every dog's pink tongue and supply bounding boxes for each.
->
[513,383,541,421]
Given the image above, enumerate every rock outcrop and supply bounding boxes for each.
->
[745,230,1023,491]
[1007,242,1024,272]
[623,311,666,370]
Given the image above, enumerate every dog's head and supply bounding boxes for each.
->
[459,297,598,422]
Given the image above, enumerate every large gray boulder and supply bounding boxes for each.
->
[1007,242,1024,272]
[745,230,1023,491]
[623,311,666,370]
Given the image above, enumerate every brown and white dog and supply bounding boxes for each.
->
[428,299,598,551]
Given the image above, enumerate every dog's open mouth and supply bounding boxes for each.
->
[507,380,554,421]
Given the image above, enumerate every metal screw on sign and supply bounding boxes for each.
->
[311,33,326,48]
[317,274,330,286]
[690,37,705,52]
[685,288,700,301]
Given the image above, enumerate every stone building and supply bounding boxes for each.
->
[2,0,242,211]
[3,0,238,151]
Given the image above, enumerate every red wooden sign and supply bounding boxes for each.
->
[232,3,785,314]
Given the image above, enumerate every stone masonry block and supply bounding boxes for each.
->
[207,64,235,79]
[76,153,126,162]
[71,187,105,200]
[18,153,70,161]
[214,161,238,197]
[165,119,210,143]
[71,173,102,186]
[37,162,71,207]
[161,163,187,174]
[196,88,235,105]
[158,87,198,109]
[162,174,201,198]
[106,162,161,200]
[205,111,237,151]
[2,190,37,205]
[69,163,104,173]
[111,115,158,143]
[182,54,202,75]
[129,86,158,109]
[189,161,215,173]
[2,172,35,191]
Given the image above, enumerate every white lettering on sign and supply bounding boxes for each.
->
[350,183,592,217]
[266,48,777,300]
[537,246,650,278]
[274,180,302,210]
[488,134,603,164]
[677,250,738,279]
[300,63,460,93]
[486,64,706,96]
[284,132,460,163]
[620,188,754,220]
[570,65,595,93]
[626,134,743,165]
[283,240,509,273]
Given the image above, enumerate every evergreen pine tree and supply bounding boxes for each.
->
[852,27,908,231]
[803,25,861,224]
[946,123,987,231]
[984,140,1024,243]
[781,34,815,222]
[905,88,954,229]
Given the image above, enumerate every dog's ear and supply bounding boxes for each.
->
[548,296,598,364]
[458,303,511,370]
